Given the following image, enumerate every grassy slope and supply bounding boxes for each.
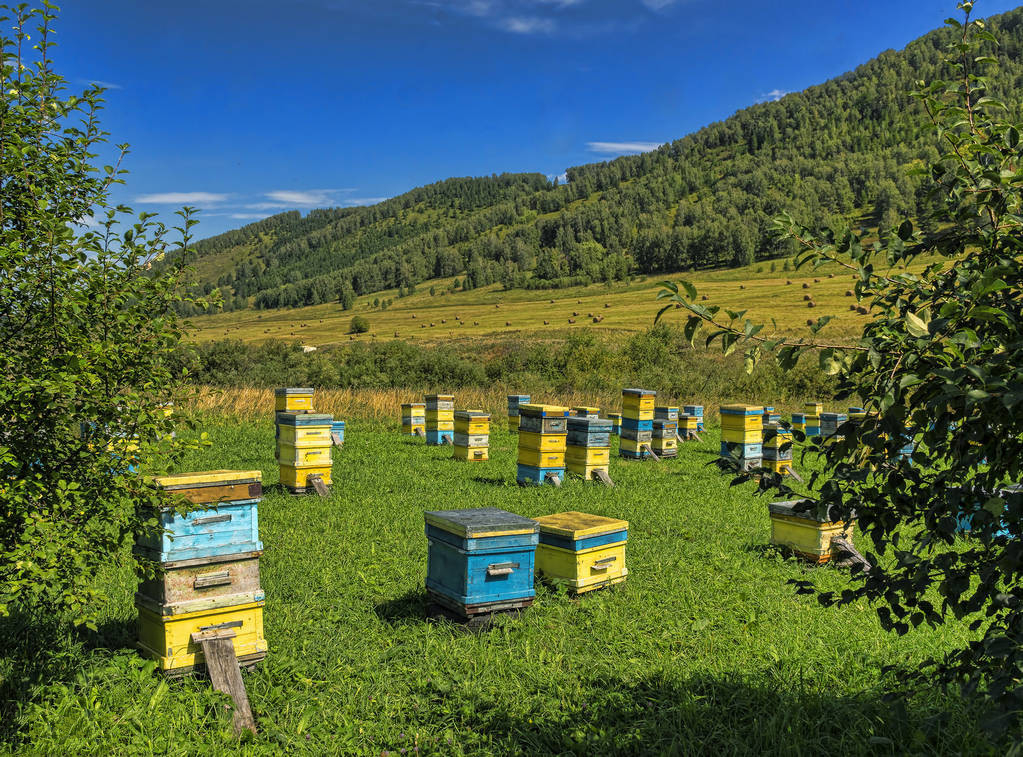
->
[2,419,999,755]
[187,256,926,349]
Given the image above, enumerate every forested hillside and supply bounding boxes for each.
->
[179,8,1023,315]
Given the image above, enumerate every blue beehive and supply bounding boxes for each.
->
[424,508,539,617]
[425,429,452,446]
[566,417,613,448]
[516,464,566,486]
[683,404,705,432]
[721,441,763,459]
[331,420,345,444]
[954,485,1019,538]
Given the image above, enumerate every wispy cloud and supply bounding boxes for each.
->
[756,88,790,103]
[343,197,389,206]
[499,16,556,33]
[79,78,123,90]
[266,189,344,207]
[586,141,661,155]
[135,191,230,205]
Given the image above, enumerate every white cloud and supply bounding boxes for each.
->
[79,78,123,90]
[756,88,790,103]
[586,141,661,154]
[263,189,344,207]
[135,191,230,205]
[497,15,556,33]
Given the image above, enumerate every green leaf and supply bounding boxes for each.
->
[905,311,929,338]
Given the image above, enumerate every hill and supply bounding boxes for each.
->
[177,8,1023,319]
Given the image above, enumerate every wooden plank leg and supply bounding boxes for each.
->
[442,434,452,445]
[592,469,614,487]
[641,443,661,462]
[545,472,562,487]
[331,432,344,447]
[307,474,330,498]
[415,427,426,438]
[691,430,704,442]
[195,634,257,736]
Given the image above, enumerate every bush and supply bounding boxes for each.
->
[350,316,370,334]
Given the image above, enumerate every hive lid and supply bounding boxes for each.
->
[425,508,538,538]
[276,412,333,426]
[149,469,261,489]
[768,500,852,523]
[425,394,454,401]
[720,404,764,415]
[519,403,569,417]
[402,402,426,408]
[274,387,314,396]
[454,409,489,420]
[622,388,655,396]
[567,417,613,432]
[533,511,628,538]
[655,406,679,413]
[507,395,531,401]
[820,412,847,421]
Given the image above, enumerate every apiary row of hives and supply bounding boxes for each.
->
[425,393,454,445]
[135,470,268,674]
[273,388,342,493]
[424,508,628,619]
[453,409,490,461]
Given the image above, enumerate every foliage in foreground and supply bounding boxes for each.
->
[659,2,1023,735]
[0,4,196,624]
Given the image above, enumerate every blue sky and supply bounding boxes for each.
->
[56,0,1020,240]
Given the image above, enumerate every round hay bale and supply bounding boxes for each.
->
[807,301,817,308]
[802,282,810,289]
[845,290,854,296]
[803,294,812,301]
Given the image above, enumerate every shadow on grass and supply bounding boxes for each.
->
[472,476,514,487]
[453,670,1007,755]
[374,588,431,624]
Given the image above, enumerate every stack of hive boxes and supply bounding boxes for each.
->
[424,508,539,619]
[652,405,679,458]
[572,406,600,419]
[534,512,628,593]
[453,410,490,461]
[803,402,823,437]
[565,416,612,481]
[507,395,530,432]
[620,388,656,460]
[769,500,855,564]
[425,394,455,445]
[683,404,705,433]
[790,412,806,436]
[516,404,568,485]
[401,402,426,435]
[820,411,847,441]
[274,388,333,493]
[135,470,268,675]
[762,424,794,475]
[607,413,622,436]
[720,404,764,470]
[678,412,700,440]
[762,406,781,428]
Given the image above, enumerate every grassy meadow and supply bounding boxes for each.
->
[0,415,1004,755]
[188,257,922,349]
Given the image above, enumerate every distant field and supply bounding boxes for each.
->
[0,419,998,754]
[188,258,927,348]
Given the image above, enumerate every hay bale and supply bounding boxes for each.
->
[807,301,817,308]
[802,283,810,289]
[845,290,854,296]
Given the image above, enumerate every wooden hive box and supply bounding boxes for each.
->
[621,388,655,420]
[136,471,263,563]
[424,508,539,616]
[274,387,314,413]
[619,437,654,458]
[654,406,679,421]
[516,464,566,486]
[534,511,628,593]
[517,431,567,452]
[682,405,705,431]
[619,417,653,443]
[517,447,566,469]
[566,417,612,448]
[454,410,490,435]
[136,599,267,674]
[279,463,333,489]
[571,406,601,419]
[606,413,622,435]
[565,445,611,467]
[425,394,455,411]
[650,437,678,456]
[652,419,678,438]
[768,500,854,563]
[136,551,263,616]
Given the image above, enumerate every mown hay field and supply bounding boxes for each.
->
[0,415,1001,755]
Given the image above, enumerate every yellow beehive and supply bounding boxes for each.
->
[679,415,699,431]
[769,501,854,563]
[453,446,489,461]
[566,446,611,466]
[425,409,455,422]
[534,512,628,593]
[136,600,267,673]
[566,462,610,478]
[517,448,565,468]
[279,464,332,488]
[402,423,426,434]
[276,443,331,467]
[274,388,314,413]
[650,438,677,453]
[517,431,567,452]
[277,423,332,446]
[621,395,655,413]
[619,437,651,454]
[763,459,794,475]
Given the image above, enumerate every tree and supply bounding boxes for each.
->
[657,4,1023,736]
[0,4,200,625]
[349,315,370,334]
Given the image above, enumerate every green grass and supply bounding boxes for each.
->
[0,418,1002,755]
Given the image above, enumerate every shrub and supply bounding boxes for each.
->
[350,316,370,333]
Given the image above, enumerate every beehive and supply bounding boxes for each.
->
[453,410,490,462]
[654,406,679,422]
[534,512,628,593]
[566,417,613,480]
[790,412,806,435]
[507,394,530,432]
[276,412,333,493]
[768,500,855,563]
[424,508,539,617]
[683,404,705,432]
[720,405,764,469]
[762,423,794,475]
[425,394,455,445]
[136,470,268,674]
[517,404,568,485]
[820,412,847,439]
[274,387,314,413]
[620,388,656,459]
[401,402,426,435]
[651,419,678,457]
[762,406,781,427]
[678,413,700,439]
[571,406,601,419]
[606,413,622,436]
[803,402,822,436]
